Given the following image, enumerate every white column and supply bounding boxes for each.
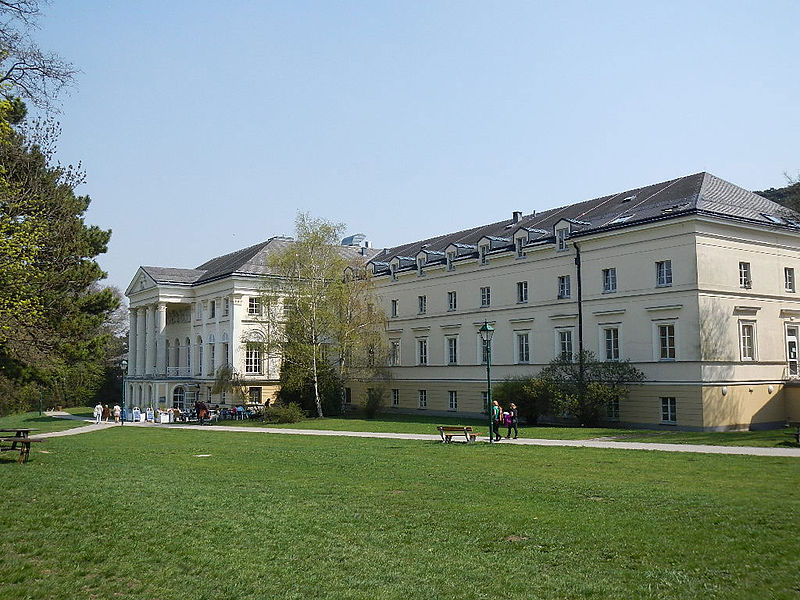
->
[156,303,167,375]
[136,307,146,376]
[145,305,155,375]
[128,310,138,376]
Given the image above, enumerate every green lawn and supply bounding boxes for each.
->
[1,427,797,599]
[0,410,93,434]
[213,411,799,447]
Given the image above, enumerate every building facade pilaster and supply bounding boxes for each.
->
[136,307,146,376]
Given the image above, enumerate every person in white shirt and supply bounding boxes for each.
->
[93,402,103,424]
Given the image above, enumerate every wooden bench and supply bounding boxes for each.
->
[0,436,44,464]
[437,426,481,443]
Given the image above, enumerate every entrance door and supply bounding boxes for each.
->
[787,326,799,376]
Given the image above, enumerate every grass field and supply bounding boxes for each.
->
[0,410,93,434]
[1,426,798,599]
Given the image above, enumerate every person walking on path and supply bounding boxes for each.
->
[113,404,121,424]
[93,402,103,424]
[102,404,110,422]
[506,403,519,439]
[491,400,503,442]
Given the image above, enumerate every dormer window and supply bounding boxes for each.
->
[516,238,525,258]
[390,264,397,281]
[446,251,456,271]
[479,245,489,265]
[556,227,569,251]
[417,257,425,277]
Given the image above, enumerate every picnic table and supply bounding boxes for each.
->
[0,428,44,463]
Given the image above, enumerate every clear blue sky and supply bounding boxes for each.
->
[31,1,800,294]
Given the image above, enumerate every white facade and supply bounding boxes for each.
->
[362,173,800,430]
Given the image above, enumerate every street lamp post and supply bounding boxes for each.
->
[120,359,128,426]
[479,320,495,445]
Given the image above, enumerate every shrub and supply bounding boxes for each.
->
[263,402,306,424]
[492,377,552,425]
[362,387,386,419]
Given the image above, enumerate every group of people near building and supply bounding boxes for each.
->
[491,401,518,441]
[93,403,122,424]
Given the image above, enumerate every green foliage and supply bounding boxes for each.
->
[539,351,645,426]
[0,113,118,414]
[277,353,344,417]
[260,212,389,417]
[493,376,553,424]
[262,401,306,424]
[363,387,386,419]
[211,363,248,402]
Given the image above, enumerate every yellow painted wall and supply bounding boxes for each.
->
[700,384,787,430]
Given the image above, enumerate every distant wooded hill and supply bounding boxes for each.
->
[755,176,800,212]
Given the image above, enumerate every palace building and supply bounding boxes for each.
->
[127,171,800,430]
[360,172,800,430]
[124,236,376,411]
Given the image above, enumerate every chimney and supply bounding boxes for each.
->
[512,211,523,223]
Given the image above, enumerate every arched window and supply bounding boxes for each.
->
[165,340,171,368]
[173,386,185,409]
[174,338,180,371]
[185,338,191,369]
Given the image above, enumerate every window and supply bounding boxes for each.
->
[223,298,230,316]
[447,337,458,365]
[210,300,216,318]
[739,262,752,288]
[661,397,677,424]
[786,268,796,293]
[390,340,401,366]
[249,387,262,404]
[607,397,620,420]
[656,261,672,287]
[517,281,528,303]
[417,339,428,365]
[558,275,571,299]
[248,297,261,315]
[739,321,756,361]
[197,344,203,376]
[482,391,490,412]
[447,251,456,271]
[602,268,617,293]
[391,299,398,318]
[557,329,573,360]
[245,343,262,374]
[516,237,525,258]
[447,291,457,311]
[222,343,229,366]
[658,324,676,360]
[479,245,488,265]
[195,303,202,320]
[418,390,427,409]
[556,227,569,251]
[448,391,458,411]
[516,332,530,363]
[392,389,399,407]
[417,257,425,276]
[480,286,491,307]
[391,264,398,281]
[418,295,427,315]
[210,343,216,372]
[344,388,352,405]
[604,327,620,361]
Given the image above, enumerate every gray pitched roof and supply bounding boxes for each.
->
[140,236,378,287]
[369,172,800,275]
